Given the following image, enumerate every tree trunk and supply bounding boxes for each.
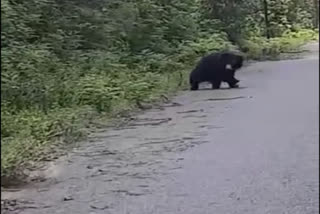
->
[263,0,271,38]
[314,0,319,28]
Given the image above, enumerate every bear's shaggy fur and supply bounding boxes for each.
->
[189,52,244,90]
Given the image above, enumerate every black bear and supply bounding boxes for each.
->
[189,52,244,90]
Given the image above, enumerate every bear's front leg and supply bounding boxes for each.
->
[226,78,240,88]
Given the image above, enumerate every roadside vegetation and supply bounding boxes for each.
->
[1,0,319,181]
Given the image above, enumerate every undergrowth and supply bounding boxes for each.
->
[1,29,318,180]
[239,29,319,60]
[1,0,319,181]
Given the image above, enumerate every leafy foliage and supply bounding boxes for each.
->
[1,0,318,179]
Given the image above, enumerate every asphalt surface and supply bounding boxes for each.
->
[2,42,319,214]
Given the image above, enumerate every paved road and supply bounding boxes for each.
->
[2,43,319,214]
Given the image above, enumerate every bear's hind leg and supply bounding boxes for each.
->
[211,80,221,89]
[190,81,199,90]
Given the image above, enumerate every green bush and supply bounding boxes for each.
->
[238,29,319,60]
[1,0,318,180]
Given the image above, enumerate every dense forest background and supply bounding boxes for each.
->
[1,0,319,178]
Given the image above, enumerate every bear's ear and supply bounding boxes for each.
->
[225,64,232,69]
